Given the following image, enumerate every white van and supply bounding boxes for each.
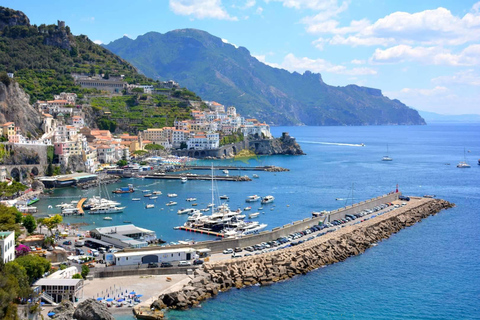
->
[74,240,85,247]
[90,249,99,257]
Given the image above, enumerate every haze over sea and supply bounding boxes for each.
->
[37,124,480,320]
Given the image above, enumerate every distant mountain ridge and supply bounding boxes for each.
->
[104,29,425,126]
[418,110,480,123]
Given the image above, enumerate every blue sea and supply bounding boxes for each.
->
[36,124,480,319]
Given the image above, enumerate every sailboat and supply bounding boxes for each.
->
[457,148,471,168]
[382,144,393,161]
[89,181,126,214]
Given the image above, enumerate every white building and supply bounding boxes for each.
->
[187,132,219,150]
[0,231,15,263]
[113,248,196,266]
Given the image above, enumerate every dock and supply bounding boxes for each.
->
[76,198,87,215]
[175,226,225,237]
[144,174,251,181]
[182,165,288,172]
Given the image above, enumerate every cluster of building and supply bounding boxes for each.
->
[142,101,272,150]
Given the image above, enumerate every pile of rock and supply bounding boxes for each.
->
[49,299,114,320]
[150,199,453,314]
[264,165,290,172]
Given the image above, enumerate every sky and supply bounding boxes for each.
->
[3,0,480,115]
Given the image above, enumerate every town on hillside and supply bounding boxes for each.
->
[1,72,272,175]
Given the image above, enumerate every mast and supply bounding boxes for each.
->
[211,163,214,214]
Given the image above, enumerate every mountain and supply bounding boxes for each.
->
[417,110,480,123]
[104,29,425,126]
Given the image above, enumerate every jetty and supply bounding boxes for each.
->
[175,226,225,237]
[76,198,87,215]
[182,165,289,172]
[144,174,251,182]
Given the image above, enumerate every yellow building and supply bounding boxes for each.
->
[1,122,15,139]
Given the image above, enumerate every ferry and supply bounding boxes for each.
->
[245,195,261,202]
[168,193,178,198]
[261,195,275,204]
[166,201,177,206]
[146,204,155,209]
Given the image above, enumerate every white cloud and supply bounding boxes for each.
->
[93,40,103,45]
[371,44,480,66]
[221,38,239,48]
[399,86,449,97]
[432,69,480,86]
[255,6,264,15]
[350,59,365,65]
[266,0,348,11]
[272,53,376,75]
[244,0,256,9]
[253,54,282,68]
[169,0,238,20]
[310,3,480,50]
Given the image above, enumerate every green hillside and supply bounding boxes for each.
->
[0,6,199,133]
[105,29,425,126]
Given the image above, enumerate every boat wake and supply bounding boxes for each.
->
[298,141,365,147]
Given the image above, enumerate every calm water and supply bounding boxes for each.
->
[37,124,480,319]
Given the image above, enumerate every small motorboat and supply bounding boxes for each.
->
[103,216,112,220]
[132,198,141,201]
[249,212,260,218]
[219,195,229,200]
[168,193,178,198]
[252,174,259,178]
[166,201,177,206]
[146,204,155,209]
[142,190,151,193]
[123,220,132,223]
[149,196,158,200]
[223,170,229,174]
[153,191,162,195]
[192,203,198,206]
[186,198,197,202]
[207,203,214,208]
[181,177,188,183]
[244,206,252,211]
[144,194,152,197]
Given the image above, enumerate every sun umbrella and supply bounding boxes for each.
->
[118,298,125,302]
[96,297,103,301]
[130,291,135,294]
[136,294,143,297]
[106,298,114,302]
[47,312,55,317]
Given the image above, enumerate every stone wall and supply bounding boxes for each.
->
[149,198,454,313]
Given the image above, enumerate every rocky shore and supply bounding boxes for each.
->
[48,299,114,320]
[144,198,453,316]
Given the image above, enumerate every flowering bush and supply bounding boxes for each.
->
[15,244,30,257]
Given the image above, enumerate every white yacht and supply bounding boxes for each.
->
[89,204,125,214]
[168,193,178,198]
[457,148,471,168]
[245,195,261,202]
[146,204,155,209]
[152,191,162,195]
[166,201,177,206]
[382,144,393,161]
[224,221,267,237]
[61,207,80,215]
[149,196,158,200]
[186,198,197,202]
[261,195,275,204]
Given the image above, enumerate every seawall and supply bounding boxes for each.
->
[144,198,454,315]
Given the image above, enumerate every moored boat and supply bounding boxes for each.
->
[146,204,155,209]
[186,198,197,202]
[248,212,260,218]
[261,195,275,204]
[245,195,260,202]
[166,201,177,206]
[168,193,178,198]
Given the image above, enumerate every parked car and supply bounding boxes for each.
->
[74,240,84,247]
[63,240,72,245]
[178,261,191,266]
[193,259,204,265]
[160,262,173,268]
[75,248,84,255]
[234,247,243,252]
[223,248,233,254]
[399,195,410,201]
[147,262,158,268]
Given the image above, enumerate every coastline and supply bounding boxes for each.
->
[142,197,454,317]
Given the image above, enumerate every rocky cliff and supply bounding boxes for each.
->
[0,7,29,29]
[0,82,42,136]
[249,132,305,156]
[148,198,453,314]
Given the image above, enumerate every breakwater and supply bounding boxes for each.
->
[141,198,453,317]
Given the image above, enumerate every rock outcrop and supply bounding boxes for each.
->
[72,299,115,320]
[249,132,305,156]
[151,199,453,314]
[50,300,75,320]
[0,82,42,137]
[0,7,30,29]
